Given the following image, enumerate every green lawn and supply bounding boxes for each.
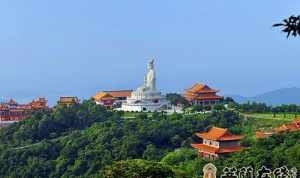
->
[243,113,296,129]
[244,113,298,122]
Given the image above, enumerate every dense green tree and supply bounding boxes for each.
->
[223,132,300,171]
[0,100,243,177]
[213,104,226,112]
[142,144,162,161]
[191,105,204,112]
[204,105,212,111]
[166,93,190,106]
[103,159,175,178]
[161,148,197,166]
[223,97,236,104]
[237,102,271,113]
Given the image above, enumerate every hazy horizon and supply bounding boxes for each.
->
[1,1,300,105]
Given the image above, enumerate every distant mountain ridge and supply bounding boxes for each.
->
[226,87,300,105]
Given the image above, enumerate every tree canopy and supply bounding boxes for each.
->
[0,100,242,178]
[103,159,175,178]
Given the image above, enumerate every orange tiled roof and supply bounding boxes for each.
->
[256,119,300,138]
[93,92,114,101]
[184,83,223,102]
[30,97,48,108]
[1,98,48,112]
[187,83,219,93]
[33,97,47,102]
[256,131,274,139]
[191,144,243,154]
[191,144,219,153]
[273,125,288,133]
[273,123,300,133]
[292,119,300,127]
[0,104,9,110]
[196,127,243,141]
[103,90,132,98]
[273,118,300,133]
[59,97,79,103]
[219,134,244,141]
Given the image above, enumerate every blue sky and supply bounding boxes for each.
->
[0,1,300,104]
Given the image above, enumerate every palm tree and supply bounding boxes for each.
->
[273,15,300,38]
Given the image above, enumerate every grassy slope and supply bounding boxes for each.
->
[244,113,297,122]
[237,113,299,140]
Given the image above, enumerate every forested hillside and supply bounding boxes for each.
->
[0,100,242,178]
[1,100,300,177]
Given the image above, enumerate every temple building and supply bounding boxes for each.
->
[120,59,169,112]
[274,119,300,133]
[30,97,48,110]
[93,90,132,108]
[58,97,80,106]
[103,90,132,105]
[256,119,300,139]
[184,83,223,106]
[0,98,49,121]
[255,131,274,139]
[93,92,115,108]
[191,127,243,160]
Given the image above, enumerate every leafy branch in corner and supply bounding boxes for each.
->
[273,15,300,38]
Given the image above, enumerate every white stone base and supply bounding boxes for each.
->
[120,102,169,112]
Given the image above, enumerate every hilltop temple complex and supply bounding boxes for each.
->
[184,83,223,106]
[120,59,169,112]
[191,127,243,160]
[0,98,48,121]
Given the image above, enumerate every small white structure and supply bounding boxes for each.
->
[120,59,169,112]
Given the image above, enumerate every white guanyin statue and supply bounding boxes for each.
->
[134,59,157,99]
[120,59,169,112]
[145,59,156,91]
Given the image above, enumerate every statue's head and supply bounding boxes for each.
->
[148,59,155,70]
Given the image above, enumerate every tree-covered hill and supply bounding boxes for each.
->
[0,100,242,178]
[156,132,300,178]
[0,100,113,146]
[225,131,300,170]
